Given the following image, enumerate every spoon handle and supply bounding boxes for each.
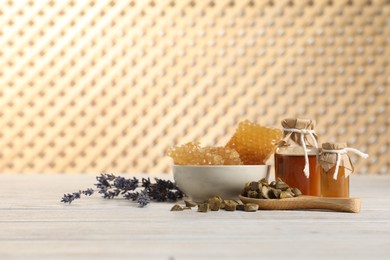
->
[297,196,361,213]
[239,195,361,213]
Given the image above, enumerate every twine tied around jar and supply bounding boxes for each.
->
[282,128,319,178]
[321,146,368,180]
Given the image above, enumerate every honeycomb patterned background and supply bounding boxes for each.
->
[0,0,389,175]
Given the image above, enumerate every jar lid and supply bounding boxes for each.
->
[319,142,353,179]
[281,118,315,130]
[322,142,347,150]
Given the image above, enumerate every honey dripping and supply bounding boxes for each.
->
[274,153,320,196]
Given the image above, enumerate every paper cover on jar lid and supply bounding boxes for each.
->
[280,118,317,147]
[320,142,368,180]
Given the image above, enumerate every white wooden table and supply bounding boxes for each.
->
[0,174,389,260]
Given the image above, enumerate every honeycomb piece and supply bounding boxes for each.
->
[167,142,243,165]
[226,120,283,165]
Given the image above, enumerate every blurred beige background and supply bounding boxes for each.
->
[0,0,389,174]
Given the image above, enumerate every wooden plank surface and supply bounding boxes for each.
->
[0,174,389,260]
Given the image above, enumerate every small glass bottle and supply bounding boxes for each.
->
[274,118,320,196]
[319,142,368,198]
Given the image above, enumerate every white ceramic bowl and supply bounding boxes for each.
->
[173,165,270,201]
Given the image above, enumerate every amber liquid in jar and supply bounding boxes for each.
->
[320,166,349,197]
[275,154,320,196]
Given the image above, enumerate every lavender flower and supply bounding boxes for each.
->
[137,190,150,207]
[61,191,81,204]
[124,191,139,201]
[82,188,94,196]
[113,176,138,192]
[142,177,152,189]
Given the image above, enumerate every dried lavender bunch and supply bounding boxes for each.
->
[61,173,184,207]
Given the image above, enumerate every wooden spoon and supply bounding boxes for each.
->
[239,195,361,213]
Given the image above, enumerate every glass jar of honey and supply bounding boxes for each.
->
[274,118,320,196]
[319,142,368,198]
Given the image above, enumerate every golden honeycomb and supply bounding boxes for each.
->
[167,142,243,165]
[226,120,283,165]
